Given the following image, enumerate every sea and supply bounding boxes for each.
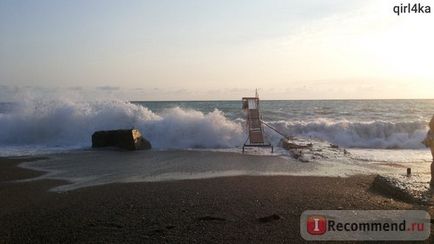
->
[1,99,433,153]
[1,99,433,191]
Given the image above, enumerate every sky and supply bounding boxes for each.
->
[0,0,433,101]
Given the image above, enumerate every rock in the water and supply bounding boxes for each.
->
[92,129,151,150]
[281,139,313,150]
[330,144,339,149]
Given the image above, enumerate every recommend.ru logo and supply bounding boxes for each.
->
[300,210,430,241]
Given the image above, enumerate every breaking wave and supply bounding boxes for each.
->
[266,119,428,149]
[0,100,243,150]
[0,99,429,154]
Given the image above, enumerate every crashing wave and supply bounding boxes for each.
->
[0,99,429,151]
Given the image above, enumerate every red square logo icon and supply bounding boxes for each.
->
[307,215,327,235]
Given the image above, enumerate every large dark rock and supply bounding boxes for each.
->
[92,129,151,150]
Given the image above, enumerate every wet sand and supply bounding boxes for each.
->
[0,156,433,243]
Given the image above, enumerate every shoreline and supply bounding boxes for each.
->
[1,156,433,243]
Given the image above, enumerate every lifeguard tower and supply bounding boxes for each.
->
[242,90,273,153]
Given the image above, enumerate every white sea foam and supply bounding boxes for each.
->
[15,150,378,192]
[0,99,243,155]
[266,119,428,149]
[18,149,431,192]
[0,99,431,157]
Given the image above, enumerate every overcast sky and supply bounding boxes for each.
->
[1,0,433,100]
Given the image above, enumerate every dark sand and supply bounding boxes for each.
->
[0,157,433,243]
